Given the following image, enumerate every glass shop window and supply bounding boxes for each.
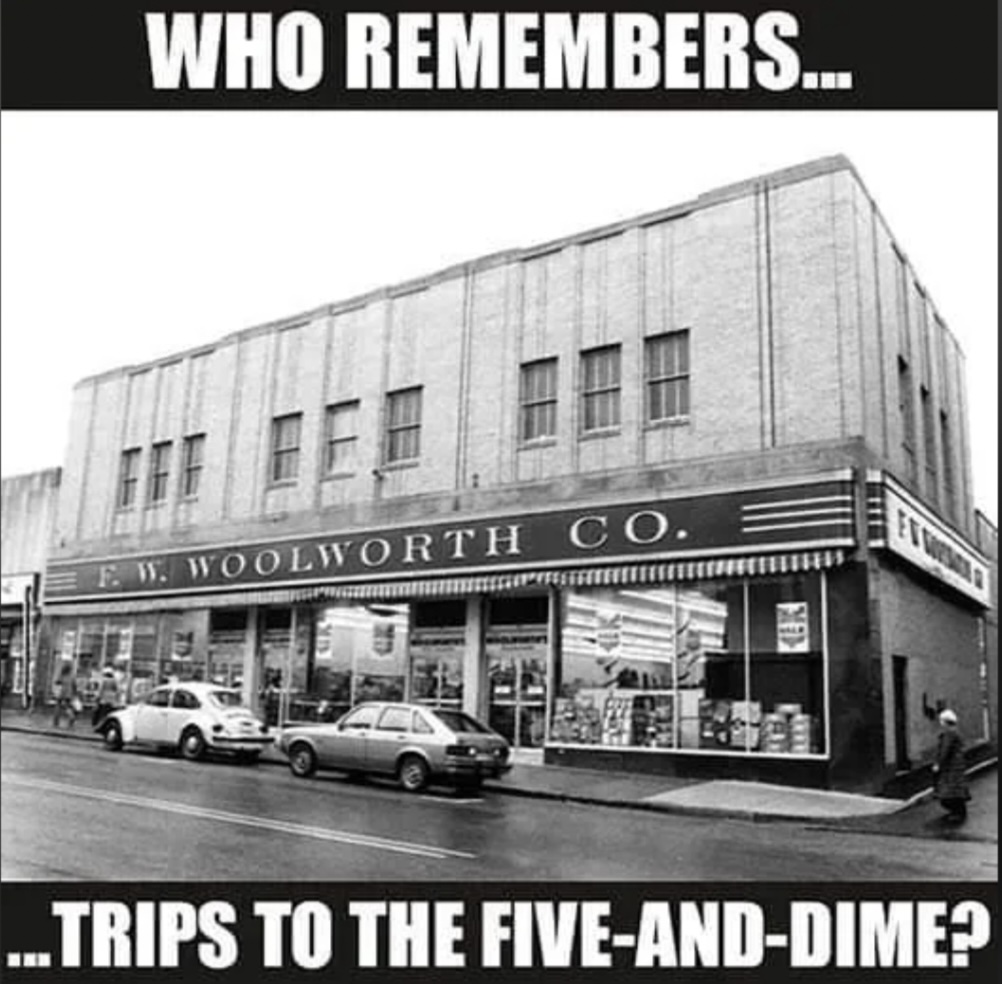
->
[409,600,466,708]
[746,576,826,756]
[208,608,247,688]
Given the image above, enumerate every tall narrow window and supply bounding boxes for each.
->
[148,441,172,503]
[181,434,205,498]
[645,330,690,422]
[941,411,956,521]
[325,401,360,473]
[118,448,141,508]
[921,387,937,505]
[580,345,621,432]
[898,357,917,486]
[385,388,422,463]
[270,413,302,483]
[519,359,558,442]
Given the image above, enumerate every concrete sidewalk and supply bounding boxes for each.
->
[2,708,994,825]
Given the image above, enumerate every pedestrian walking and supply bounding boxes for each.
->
[51,664,79,729]
[933,708,971,824]
[91,667,121,729]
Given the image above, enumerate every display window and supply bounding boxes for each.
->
[299,603,410,723]
[549,575,828,757]
[409,601,465,708]
[208,608,247,688]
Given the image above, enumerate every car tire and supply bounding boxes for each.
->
[180,727,206,761]
[103,721,123,752]
[288,742,317,778]
[398,754,430,793]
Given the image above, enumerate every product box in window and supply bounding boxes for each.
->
[698,698,732,748]
[729,700,762,750]
[761,712,790,753]
[789,713,817,754]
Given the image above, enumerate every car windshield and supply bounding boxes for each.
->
[207,689,244,708]
[431,709,491,734]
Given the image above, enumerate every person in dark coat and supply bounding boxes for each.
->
[933,709,970,823]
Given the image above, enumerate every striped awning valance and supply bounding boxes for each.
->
[43,549,847,616]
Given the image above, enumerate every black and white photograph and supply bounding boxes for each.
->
[0,4,997,981]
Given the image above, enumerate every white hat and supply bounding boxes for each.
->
[938,709,958,726]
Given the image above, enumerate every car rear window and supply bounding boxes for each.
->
[208,690,244,708]
[430,710,490,734]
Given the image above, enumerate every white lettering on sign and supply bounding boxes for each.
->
[883,482,990,607]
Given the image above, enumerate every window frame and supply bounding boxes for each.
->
[324,400,361,475]
[270,412,303,485]
[180,433,205,499]
[579,344,622,434]
[519,358,558,443]
[384,387,423,465]
[645,330,691,424]
[118,448,142,509]
[148,440,173,504]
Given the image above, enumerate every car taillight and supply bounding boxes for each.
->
[445,744,475,757]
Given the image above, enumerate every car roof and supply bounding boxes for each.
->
[156,681,238,694]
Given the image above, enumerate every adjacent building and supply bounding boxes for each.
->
[1,469,61,707]
[37,156,992,792]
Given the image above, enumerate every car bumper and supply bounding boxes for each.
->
[208,734,274,750]
[442,759,512,780]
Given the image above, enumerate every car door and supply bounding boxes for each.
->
[132,687,172,743]
[366,706,414,774]
[323,704,379,771]
[165,688,201,745]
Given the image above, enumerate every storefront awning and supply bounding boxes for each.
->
[42,549,847,616]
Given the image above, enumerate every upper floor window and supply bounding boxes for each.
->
[920,386,937,505]
[645,330,690,422]
[385,388,422,464]
[118,448,142,509]
[181,434,205,499]
[148,441,172,503]
[325,401,360,474]
[519,358,557,442]
[941,411,957,521]
[897,356,917,485]
[580,345,621,433]
[270,413,302,483]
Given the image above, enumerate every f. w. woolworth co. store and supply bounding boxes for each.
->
[38,157,993,793]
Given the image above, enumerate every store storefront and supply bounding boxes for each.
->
[1,573,38,708]
[40,471,860,769]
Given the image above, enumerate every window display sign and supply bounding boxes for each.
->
[60,629,76,659]
[595,612,622,657]
[117,625,134,661]
[776,602,810,653]
[371,620,395,658]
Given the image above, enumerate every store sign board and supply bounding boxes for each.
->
[883,482,990,607]
[776,602,809,653]
[43,476,855,603]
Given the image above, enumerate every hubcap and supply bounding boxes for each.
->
[293,750,311,773]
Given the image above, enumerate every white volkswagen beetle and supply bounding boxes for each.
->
[98,681,272,762]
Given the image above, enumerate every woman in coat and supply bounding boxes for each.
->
[933,709,970,823]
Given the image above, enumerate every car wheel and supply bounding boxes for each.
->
[398,754,430,793]
[288,742,317,778]
[180,727,206,761]
[103,721,123,752]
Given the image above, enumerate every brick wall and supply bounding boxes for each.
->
[50,156,975,562]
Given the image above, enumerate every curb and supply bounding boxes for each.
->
[3,722,994,826]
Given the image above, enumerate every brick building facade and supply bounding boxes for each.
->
[38,156,992,792]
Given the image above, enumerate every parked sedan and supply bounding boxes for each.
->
[98,682,272,762]
[276,702,512,792]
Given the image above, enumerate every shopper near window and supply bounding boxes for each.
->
[92,667,121,729]
[933,709,971,824]
[51,664,79,729]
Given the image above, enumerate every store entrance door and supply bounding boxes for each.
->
[893,655,910,771]
[487,646,548,749]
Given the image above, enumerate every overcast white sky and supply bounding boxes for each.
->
[0,111,996,523]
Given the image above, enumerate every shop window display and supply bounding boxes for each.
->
[208,609,247,688]
[409,601,465,708]
[549,576,827,757]
[303,603,409,722]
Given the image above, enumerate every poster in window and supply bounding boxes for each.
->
[60,629,76,659]
[776,602,810,653]
[117,625,134,661]
[595,611,622,657]
[372,620,395,658]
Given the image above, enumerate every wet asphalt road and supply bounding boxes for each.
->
[1,732,996,881]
